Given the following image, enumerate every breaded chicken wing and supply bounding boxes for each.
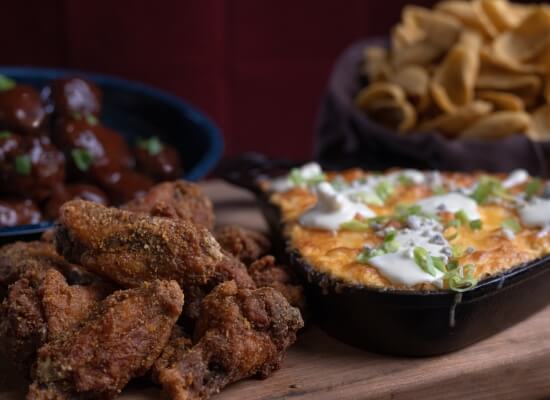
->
[214,225,271,264]
[55,200,224,288]
[0,241,93,299]
[29,280,184,399]
[123,180,215,230]
[248,255,306,314]
[182,251,256,321]
[153,281,303,400]
[0,268,110,375]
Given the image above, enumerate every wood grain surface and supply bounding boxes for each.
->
[1,181,550,400]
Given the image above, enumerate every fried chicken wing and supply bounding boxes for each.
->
[29,280,184,399]
[182,252,256,321]
[248,256,306,314]
[0,241,94,300]
[153,281,303,400]
[55,200,224,288]
[214,225,271,264]
[123,180,215,230]
[0,268,110,375]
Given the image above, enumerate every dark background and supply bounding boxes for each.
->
[1,0,437,160]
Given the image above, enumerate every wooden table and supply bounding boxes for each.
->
[2,181,550,400]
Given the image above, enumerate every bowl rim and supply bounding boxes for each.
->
[0,66,224,236]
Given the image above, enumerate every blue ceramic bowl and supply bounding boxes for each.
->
[0,67,223,243]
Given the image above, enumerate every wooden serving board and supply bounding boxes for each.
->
[2,181,550,400]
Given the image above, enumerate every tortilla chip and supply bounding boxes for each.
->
[529,104,550,141]
[461,111,531,139]
[355,82,406,111]
[389,65,430,101]
[492,7,550,63]
[431,31,481,112]
[477,90,524,111]
[418,100,493,137]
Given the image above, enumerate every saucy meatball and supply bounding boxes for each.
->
[0,136,65,200]
[0,199,41,227]
[0,85,46,133]
[44,184,109,219]
[53,117,133,178]
[46,77,102,117]
[90,164,153,204]
[133,136,182,181]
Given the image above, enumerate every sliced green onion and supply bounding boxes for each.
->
[454,210,469,225]
[413,246,438,277]
[356,247,385,263]
[432,256,447,273]
[353,191,384,206]
[137,136,164,156]
[374,180,394,203]
[0,130,12,139]
[340,220,371,232]
[469,219,483,230]
[14,154,31,175]
[446,264,478,292]
[525,178,542,199]
[382,231,399,253]
[501,218,521,234]
[432,185,447,195]
[398,174,413,187]
[451,244,465,258]
[471,176,513,204]
[85,114,99,126]
[289,168,326,186]
[71,148,94,171]
[0,75,15,91]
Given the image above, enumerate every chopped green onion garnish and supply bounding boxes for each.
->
[382,231,399,253]
[469,219,483,230]
[0,75,15,91]
[353,191,384,206]
[0,130,12,139]
[454,210,469,225]
[446,264,478,292]
[413,247,438,277]
[432,256,447,273]
[289,168,326,186]
[374,180,394,203]
[14,154,31,175]
[356,247,385,263]
[85,114,99,126]
[398,174,413,187]
[71,148,94,171]
[525,178,542,199]
[432,185,447,195]
[471,176,513,204]
[137,136,164,156]
[501,218,521,234]
[340,220,371,232]
[451,244,465,258]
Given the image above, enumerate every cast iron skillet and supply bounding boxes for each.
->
[218,153,550,356]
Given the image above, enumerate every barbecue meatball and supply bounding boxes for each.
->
[0,136,65,200]
[133,137,182,181]
[52,117,133,178]
[44,184,109,219]
[0,199,41,227]
[90,165,153,204]
[0,85,46,133]
[45,77,102,117]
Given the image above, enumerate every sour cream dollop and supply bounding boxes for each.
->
[368,217,450,287]
[519,198,550,228]
[299,182,375,230]
[270,162,323,192]
[415,193,480,220]
[502,169,529,189]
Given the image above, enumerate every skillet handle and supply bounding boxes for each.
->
[215,153,301,194]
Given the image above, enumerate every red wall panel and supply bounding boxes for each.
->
[0,0,437,160]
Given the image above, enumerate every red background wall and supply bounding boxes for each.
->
[0,0,436,160]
